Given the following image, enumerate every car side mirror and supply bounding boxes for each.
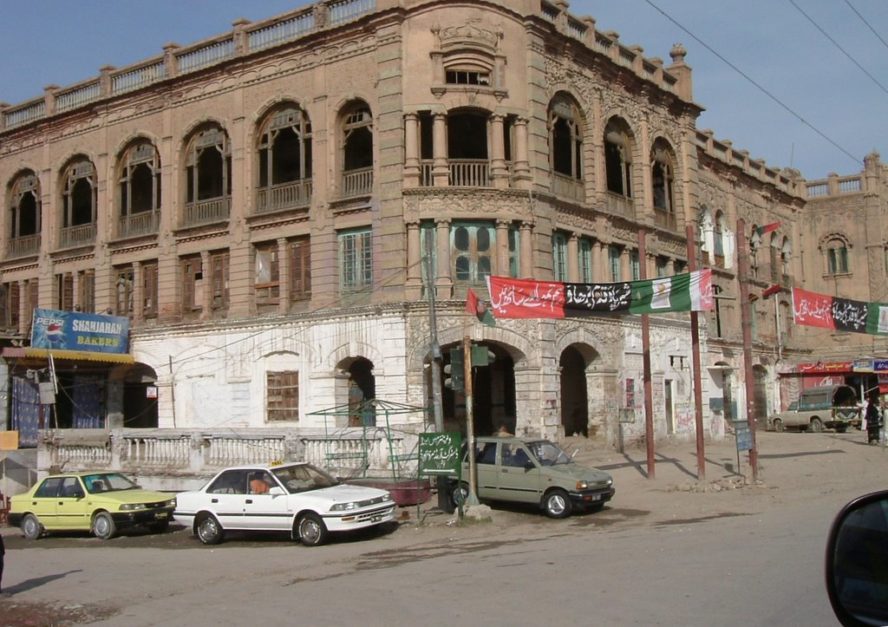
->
[825,490,888,626]
[268,486,285,496]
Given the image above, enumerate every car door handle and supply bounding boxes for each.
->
[58,501,64,505]
[211,498,219,503]
[245,499,254,504]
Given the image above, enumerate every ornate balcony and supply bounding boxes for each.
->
[59,224,96,249]
[7,234,40,258]
[183,197,231,227]
[118,211,160,239]
[255,181,311,214]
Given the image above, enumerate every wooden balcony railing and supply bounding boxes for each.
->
[340,167,373,198]
[7,234,40,258]
[605,192,635,220]
[118,211,160,238]
[448,160,490,187]
[183,197,231,227]
[552,172,584,202]
[256,180,312,214]
[654,208,677,231]
[59,224,96,249]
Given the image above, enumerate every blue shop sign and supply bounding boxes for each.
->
[30,308,130,354]
[874,359,888,372]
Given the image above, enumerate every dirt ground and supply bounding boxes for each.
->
[0,428,885,626]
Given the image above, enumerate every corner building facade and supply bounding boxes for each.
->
[1,0,860,453]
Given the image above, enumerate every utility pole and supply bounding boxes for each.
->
[686,224,706,481]
[423,238,444,432]
[423,237,448,510]
[737,218,759,482]
[463,334,479,505]
[638,228,655,479]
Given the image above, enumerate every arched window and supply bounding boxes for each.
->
[548,95,583,181]
[604,118,632,197]
[824,236,850,275]
[117,140,161,237]
[340,101,373,198]
[256,105,312,212]
[713,211,726,266]
[60,157,97,248]
[8,170,41,256]
[184,125,231,226]
[651,139,676,229]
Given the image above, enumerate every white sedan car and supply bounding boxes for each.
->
[174,462,396,546]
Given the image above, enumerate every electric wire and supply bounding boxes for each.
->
[787,0,888,96]
[642,0,862,167]
[841,0,888,53]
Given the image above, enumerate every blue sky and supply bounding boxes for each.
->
[1,0,885,180]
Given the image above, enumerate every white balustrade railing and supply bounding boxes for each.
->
[8,234,40,258]
[118,212,160,238]
[112,62,167,95]
[177,39,235,74]
[248,12,315,52]
[40,429,415,481]
[5,101,45,128]
[328,0,376,25]
[56,82,102,113]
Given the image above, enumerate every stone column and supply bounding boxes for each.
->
[592,240,604,282]
[620,247,630,282]
[200,251,212,320]
[600,241,612,281]
[132,262,144,323]
[496,219,511,277]
[567,234,579,282]
[17,280,28,335]
[512,117,531,188]
[404,113,420,187]
[490,114,508,188]
[405,221,422,298]
[432,112,449,187]
[435,218,452,298]
[520,221,534,278]
[278,238,290,315]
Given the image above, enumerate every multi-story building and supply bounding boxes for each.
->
[0,0,884,478]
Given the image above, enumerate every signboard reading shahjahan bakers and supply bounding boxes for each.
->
[30,308,130,356]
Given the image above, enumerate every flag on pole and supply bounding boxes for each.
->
[762,284,782,299]
[755,222,780,237]
[466,288,495,326]
[628,269,714,314]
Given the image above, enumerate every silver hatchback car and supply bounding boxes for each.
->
[450,436,614,518]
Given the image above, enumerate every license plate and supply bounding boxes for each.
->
[155,512,169,519]
[590,494,601,501]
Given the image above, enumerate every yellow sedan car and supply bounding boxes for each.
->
[8,472,176,540]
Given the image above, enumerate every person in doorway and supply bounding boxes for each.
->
[866,392,882,444]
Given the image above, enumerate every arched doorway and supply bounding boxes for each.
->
[343,357,375,426]
[442,342,515,436]
[122,363,159,428]
[559,345,590,436]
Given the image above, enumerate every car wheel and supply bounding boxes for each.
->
[196,514,224,545]
[21,513,42,540]
[543,489,573,519]
[297,513,328,547]
[450,482,470,509]
[148,520,170,533]
[772,419,784,433]
[91,512,117,540]
[810,417,824,433]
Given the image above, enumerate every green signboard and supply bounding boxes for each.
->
[418,432,462,477]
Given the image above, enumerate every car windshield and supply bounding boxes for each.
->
[272,463,340,494]
[83,473,139,494]
[526,440,572,466]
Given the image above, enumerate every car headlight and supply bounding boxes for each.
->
[120,503,147,511]
[330,501,360,512]
[576,480,589,490]
[167,498,177,508]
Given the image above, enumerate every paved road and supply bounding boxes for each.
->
[1,430,884,626]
